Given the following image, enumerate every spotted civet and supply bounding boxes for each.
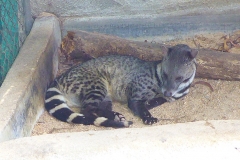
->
[45,44,198,128]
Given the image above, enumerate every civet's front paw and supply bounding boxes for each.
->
[143,116,158,125]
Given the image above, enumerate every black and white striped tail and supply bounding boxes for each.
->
[45,87,131,128]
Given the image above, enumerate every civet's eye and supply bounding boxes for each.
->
[175,76,183,82]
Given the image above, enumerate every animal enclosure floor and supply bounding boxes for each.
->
[32,31,240,136]
[32,79,240,135]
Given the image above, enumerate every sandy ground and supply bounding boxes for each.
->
[32,31,240,136]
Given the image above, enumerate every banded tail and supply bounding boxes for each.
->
[45,87,132,128]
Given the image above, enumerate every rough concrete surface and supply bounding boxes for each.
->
[0,13,61,142]
[1,120,240,159]
[61,14,240,40]
[30,0,240,18]
[30,0,240,39]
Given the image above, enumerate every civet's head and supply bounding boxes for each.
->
[157,44,198,99]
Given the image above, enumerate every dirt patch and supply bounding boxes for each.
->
[32,31,240,136]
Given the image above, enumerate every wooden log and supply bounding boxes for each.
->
[61,30,240,81]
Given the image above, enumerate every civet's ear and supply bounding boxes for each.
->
[188,49,198,59]
[160,45,170,56]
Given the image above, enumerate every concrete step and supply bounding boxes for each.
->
[0,120,240,159]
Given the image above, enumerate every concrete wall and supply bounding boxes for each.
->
[0,13,61,142]
[29,0,240,41]
[30,0,240,18]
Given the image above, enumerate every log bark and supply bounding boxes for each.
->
[61,30,240,81]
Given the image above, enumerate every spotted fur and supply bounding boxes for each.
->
[45,44,198,128]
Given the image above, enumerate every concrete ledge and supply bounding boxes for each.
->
[0,120,240,159]
[62,14,240,40]
[30,0,240,40]
[0,13,61,142]
[31,0,240,18]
